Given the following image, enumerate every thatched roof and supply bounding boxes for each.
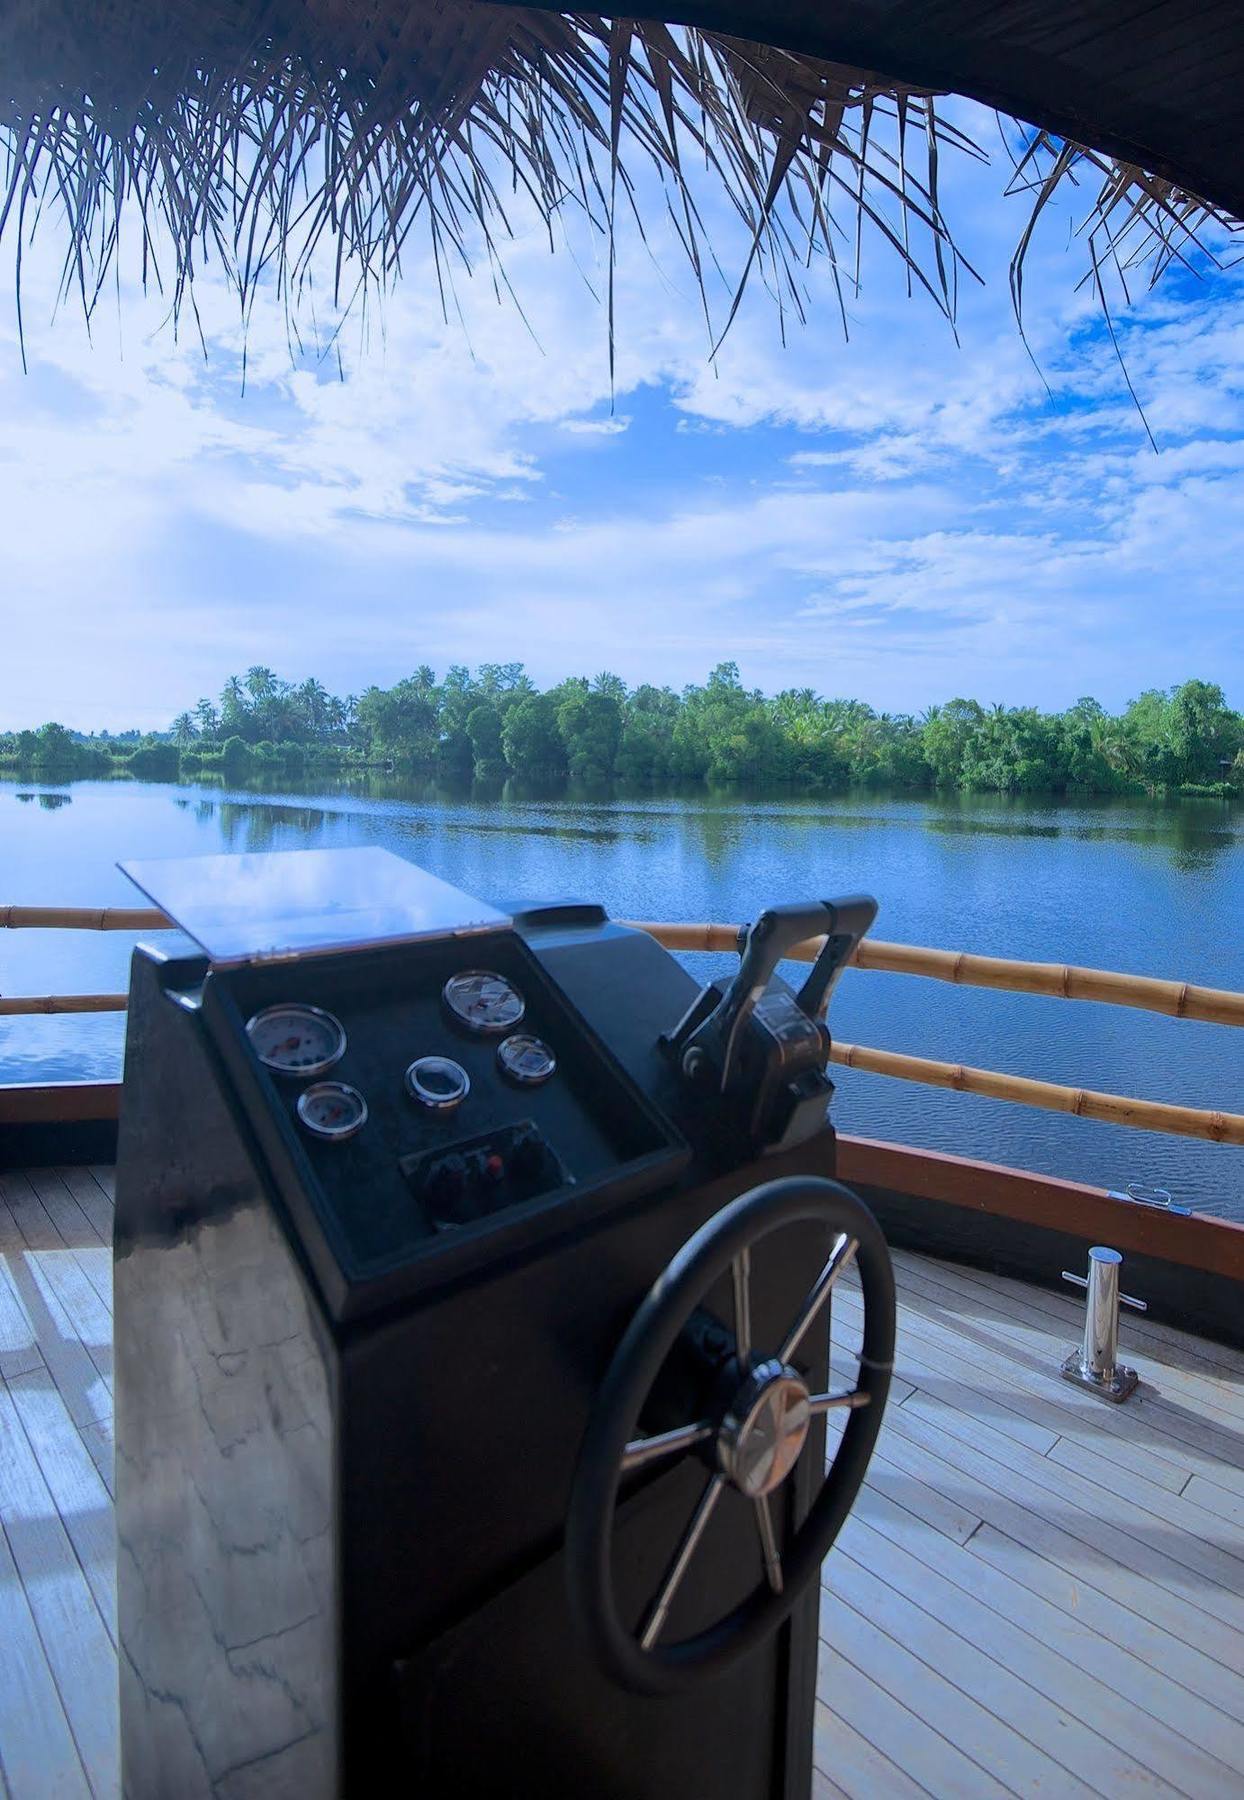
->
[0,1,1238,348]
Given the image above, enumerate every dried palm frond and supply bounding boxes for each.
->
[0,1,1237,360]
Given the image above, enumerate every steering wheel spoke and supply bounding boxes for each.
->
[640,1473,726,1649]
[732,1246,753,1363]
[622,1420,714,1473]
[807,1388,871,1414]
[754,1493,783,1594]
[780,1233,859,1365]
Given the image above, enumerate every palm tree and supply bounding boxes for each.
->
[170,713,197,747]
[296,677,332,739]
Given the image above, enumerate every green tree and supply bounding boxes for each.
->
[1166,680,1241,784]
[616,684,678,782]
[194,697,219,739]
[31,722,78,766]
[502,694,566,775]
[921,699,986,787]
[466,703,505,774]
[557,689,623,781]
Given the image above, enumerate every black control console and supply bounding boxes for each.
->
[113,850,889,1800]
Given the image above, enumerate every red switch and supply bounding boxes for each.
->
[484,1152,505,1183]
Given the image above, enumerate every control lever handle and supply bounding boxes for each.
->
[732,897,878,1024]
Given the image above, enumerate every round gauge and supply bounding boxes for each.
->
[406,1055,470,1113]
[498,1032,557,1087]
[296,1081,368,1142]
[442,970,525,1035]
[246,1003,346,1077]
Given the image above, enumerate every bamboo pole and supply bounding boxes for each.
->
[3,985,1239,1142]
[8,907,1243,1029]
[623,921,1244,1029]
[0,993,128,1015]
[829,1041,1244,1146]
[0,905,170,931]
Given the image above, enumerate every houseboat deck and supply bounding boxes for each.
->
[3,1163,1244,1798]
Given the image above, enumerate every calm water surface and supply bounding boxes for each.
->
[3,775,1241,1216]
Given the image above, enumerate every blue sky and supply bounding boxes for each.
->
[1,98,1241,733]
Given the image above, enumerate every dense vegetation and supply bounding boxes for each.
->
[3,664,1242,797]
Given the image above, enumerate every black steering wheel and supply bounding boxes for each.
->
[565,1176,895,1694]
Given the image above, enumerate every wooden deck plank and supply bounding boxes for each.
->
[810,1761,850,1800]
[0,1176,112,1393]
[856,1448,983,1546]
[834,1291,1063,1456]
[0,1265,43,1384]
[21,1170,113,1316]
[848,1482,1244,1792]
[875,1415,1244,1719]
[79,1418,114,1503]
[890,1249,1244,1407]
[818,1583,1044,1799]
[0,1231,111,1432]
[965,1523,1244,1777]
[6,1370,115,1645]
[53,1169,113,1250]
[821,1557,1104,1798]
[4,1164,1244,1800]
[86,1168,114,1203]
[22,1168,104,1254]
[882,1252,1244,1476]
[0,1382,117,1798]
[834,1519,1177,1797]
[888,1395,1244,1634]
[876,1405,1244,1677]
[880,1257,1244,1476]
[836,1277,1198,1494]
[815,1647,986,1799]
[0,1519,90,1800]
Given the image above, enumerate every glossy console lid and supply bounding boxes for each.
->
[119,844,510,966]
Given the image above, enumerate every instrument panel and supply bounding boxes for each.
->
[245,971,558,1147]
[205,927,687,1315]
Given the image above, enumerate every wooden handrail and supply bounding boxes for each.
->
[0,993,128,1015]
[829,1042,1244,1146]
[2,995,1240,1143]
[5,905,1243,1028]
[4,907,1243,1145]
[625,921,1244,1028]
[0,905,170,931]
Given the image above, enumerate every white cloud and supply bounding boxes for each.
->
[0,98,1242,730]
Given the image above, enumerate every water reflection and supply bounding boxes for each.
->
[15,790,72,809]
[2,770,1241,1214]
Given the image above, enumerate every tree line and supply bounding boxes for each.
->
[3,663,1242,797]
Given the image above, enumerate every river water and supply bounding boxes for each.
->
[3,774,1241,1216]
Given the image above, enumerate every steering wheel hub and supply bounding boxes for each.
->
[718,1360,812,1499]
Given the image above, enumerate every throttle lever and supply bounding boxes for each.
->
[665,894,879,1135]
[794,896,879,1018]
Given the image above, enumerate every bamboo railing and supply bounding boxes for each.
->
[828,1043,1244,1146]
[625,921,1244,1029]
[3,906,1243,1147]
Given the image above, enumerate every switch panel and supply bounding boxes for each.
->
[401,1121,572,1228]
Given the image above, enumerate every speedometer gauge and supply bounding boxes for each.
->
[297,1081,368,1142]
[442,970,525,1035]
[246,1003,346,1076]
